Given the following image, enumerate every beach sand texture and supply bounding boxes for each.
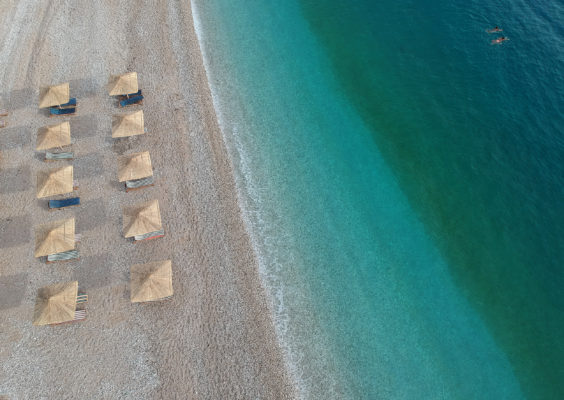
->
[0,1,295,398]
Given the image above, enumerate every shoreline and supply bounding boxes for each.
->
[190,2,308,396]
[0,1,296,398]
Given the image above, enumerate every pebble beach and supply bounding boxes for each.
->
[0,1,296,398]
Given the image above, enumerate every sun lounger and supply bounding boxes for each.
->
[48,197,80,210]
[119,95,143,107]
[73,180,79,190]
[125,176,154,192]
[50,309,87,325]
[45,151,74,161]
[118,90,142,100]
[134,229,165,242]
[75,233,82,242]
[0,121,6,128]
[49,107,76,117]
[46,249,79,263]
[76,294,88,304]
[58,98,77,108]
[73,310,87,320]
[0,110,8,117]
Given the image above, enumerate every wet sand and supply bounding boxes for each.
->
[0,1,296,398]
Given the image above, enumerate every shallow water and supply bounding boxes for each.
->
[193,0,564,398]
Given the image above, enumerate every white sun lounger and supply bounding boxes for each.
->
[45,151,74,161]
[46,249,79,263]
[134,229,165,242]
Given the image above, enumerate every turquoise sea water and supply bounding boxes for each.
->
[192,0,564,398]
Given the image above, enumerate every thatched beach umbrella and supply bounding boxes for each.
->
[37,165,73,198]
[36,121,71,150]
[39,83,70,108]
[118,151,153,182]
[33,281,78,326]
[34,218,75,257]
[112,110,144,138]
[122,199,162,238]
[130,260,173,302]
[108,72,138,96]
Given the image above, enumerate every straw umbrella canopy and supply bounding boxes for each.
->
[123,200,162,238]
[36,121,71,150]
[130,260,173,302]
[108,72,138,96]
[112,110,144,138]
[118,151,153,182]
[34,218,75,257]
[39,83,70,108]
[37,165,73,198]
[33,281,78,326]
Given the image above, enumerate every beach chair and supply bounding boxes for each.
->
[45,151,74,161]
[119,95,143,107]
[134,229,165,242]
[75,233,82,242]
[46,249,79,263]
[73,180,79,190]
[50,107,76,117]
[125,176,154,192]
[48,197,80,210]
[73,309,87,321]
[58,98,77,108]
[76,294,88,304]
[52,309,87,325]
[118,90,142,100]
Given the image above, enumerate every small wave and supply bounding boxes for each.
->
[191,2,314,397]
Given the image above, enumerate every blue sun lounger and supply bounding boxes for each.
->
[58,98,77,108]
[49,107,76,116]
[119,95,143,107]
[118,90,142,99]
[48,197,80,210]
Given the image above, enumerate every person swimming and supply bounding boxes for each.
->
[487,26,502,33]
[491,36,508,44]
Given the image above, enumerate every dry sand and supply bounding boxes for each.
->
[0,1,296,398]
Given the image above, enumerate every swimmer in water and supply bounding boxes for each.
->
[491,36,508,44]
[487,26,503,33]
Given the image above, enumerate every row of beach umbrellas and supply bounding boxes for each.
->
[32,73,173,326]
[36,109,145,151]
[35,149,153,198]
[38,71,139,108]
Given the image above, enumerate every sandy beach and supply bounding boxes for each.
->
[0,1,296,399]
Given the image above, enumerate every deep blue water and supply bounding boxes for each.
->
[193,0,564,398]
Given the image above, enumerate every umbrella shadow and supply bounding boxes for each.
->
[0,166,31,194]
[0,215,32,248]
[110,136,139,155]
[120,269,132,301]
[69,77,98,98]
[76,198,108,232]
[36,198,50,211]
[73,153,104,178]
[73,253,119,289]
[71,114,99,139]
[110,180,125,192]
[0,126,32,149]
[0,87,35,111]
[0,273,28,310]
